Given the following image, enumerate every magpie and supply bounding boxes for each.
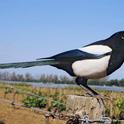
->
[0,31,124,98]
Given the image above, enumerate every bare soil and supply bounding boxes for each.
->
[0,101,65,124]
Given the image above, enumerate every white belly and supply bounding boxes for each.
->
[72,55,110,79]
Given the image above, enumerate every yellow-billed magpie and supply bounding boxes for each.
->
[0,31,124,98]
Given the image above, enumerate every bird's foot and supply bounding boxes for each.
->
[84,92,105,107]
[94,94,105,107]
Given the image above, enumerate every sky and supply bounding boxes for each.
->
[0,0,124,79]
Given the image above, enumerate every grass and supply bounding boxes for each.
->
[0,82,124,123]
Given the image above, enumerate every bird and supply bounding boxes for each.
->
[0,31,124,99]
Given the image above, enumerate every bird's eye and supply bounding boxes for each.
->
[121,36,124,40]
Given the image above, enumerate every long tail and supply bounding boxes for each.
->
[0,59,59,69]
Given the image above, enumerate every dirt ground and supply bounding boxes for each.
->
[0,84,124,124]
[0,85,66,124]
[0,101,65,124]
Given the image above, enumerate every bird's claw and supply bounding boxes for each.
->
[94,95,105,106]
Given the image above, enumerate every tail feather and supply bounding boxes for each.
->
[0,59,59,69]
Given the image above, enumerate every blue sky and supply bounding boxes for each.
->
[0,0,124,79]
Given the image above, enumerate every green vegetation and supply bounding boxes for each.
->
[51,100,66,111]
[115,99,124,111]
[23,90,66,112]
[104,93,124,120]
[115,98,124,120]
[88,79,124,87]
[23,96,47,108]
[112,120,121,124]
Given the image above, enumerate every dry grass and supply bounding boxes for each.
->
[0,101,65,124]
[0,83,66,124]
[0,83,124,124]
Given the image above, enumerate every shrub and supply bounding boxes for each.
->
[23,96,47,108]
[51,100,66,112]
[116,99,124,110]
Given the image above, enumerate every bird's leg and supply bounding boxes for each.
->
[75,77,105,105]
[75,77,98,96]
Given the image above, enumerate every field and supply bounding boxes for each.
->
[0,82,124,124]
[0,101,66,124]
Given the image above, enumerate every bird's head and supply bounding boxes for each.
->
[112,31,124,40]
[108,31,124,50]
[108,31,124,61]
[110,31,124,43]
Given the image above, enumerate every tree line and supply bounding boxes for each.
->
[0,72,74,84]
[0,72,124,87]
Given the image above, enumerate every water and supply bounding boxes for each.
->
[90,85,124,92]
[29,82,124,92]
[0,80,124,92]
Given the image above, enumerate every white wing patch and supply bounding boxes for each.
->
[79,45,112,55]
[72,55,110,79]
